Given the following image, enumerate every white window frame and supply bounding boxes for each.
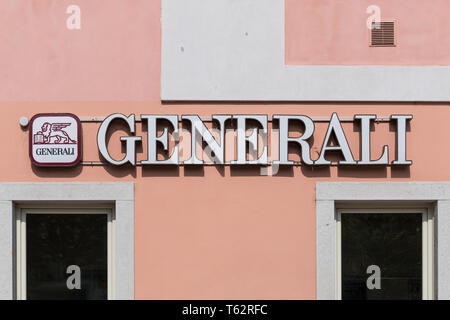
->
[314,182,450,300]
[15,206,115,300]
[335,208,434,300]
[0,182,133,300]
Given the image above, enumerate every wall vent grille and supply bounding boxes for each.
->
[371,21,396,46]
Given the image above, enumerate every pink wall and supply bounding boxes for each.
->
[3,102,450,299]
[1,1,449,299]
[286,0,450,65]
[0,0,160,101]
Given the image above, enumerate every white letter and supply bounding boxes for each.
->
[366,5,381,30]
[141,115,179,165]
[66,265,81,290]
[66,5,81,30]
[97,113,141,165]
[391,115,413,165]
[231,115,268,165]
[315,113,356,165]
[182,115,231,165]
[273,115,314,165]
[366,265,381,290]
[354,114,388,165]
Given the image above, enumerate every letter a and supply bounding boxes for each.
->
[366,5,381,30]
[66,5,81,30]
[366,265,381,290]
[66,265,81,290]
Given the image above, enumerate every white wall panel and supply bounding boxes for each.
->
[161,0,450,101]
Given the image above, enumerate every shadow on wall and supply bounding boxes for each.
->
[30,163,411,179]
[31,165,83,178]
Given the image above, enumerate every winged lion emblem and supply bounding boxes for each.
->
[34,122,77,144]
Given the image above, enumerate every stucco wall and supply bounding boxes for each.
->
[286,0,450,65]
[2,102,450,299]
[0,0,449,299]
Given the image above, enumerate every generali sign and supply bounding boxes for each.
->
[95,113,412,167]
[29,113,81,166]
[29,113,412,167]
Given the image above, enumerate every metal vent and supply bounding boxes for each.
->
[371,21,395,46]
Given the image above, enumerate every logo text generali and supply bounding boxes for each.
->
[97,113,412,167]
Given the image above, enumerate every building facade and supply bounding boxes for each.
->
[0,0,449,300]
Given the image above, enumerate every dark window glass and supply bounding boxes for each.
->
[341,213,422,300]
[26,214,108,300]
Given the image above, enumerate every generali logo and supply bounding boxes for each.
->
[29,113,82,166]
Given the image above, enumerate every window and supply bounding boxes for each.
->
[336,208,434,300]
[16,207,115,300]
